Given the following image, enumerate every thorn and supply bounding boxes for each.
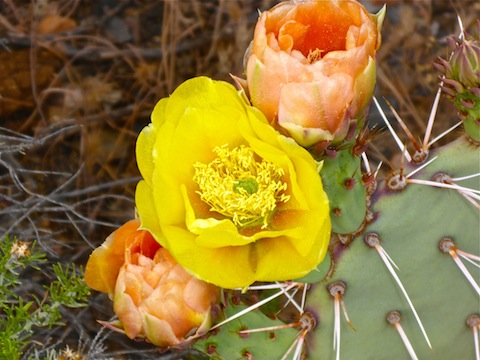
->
[427,121,463,148]
[278,286,302,315]
[431,174,480,198]
[457,252,480,269]
[300,282,309,311]
[374,161,383,179]
[211,283,297,331]
[364,233,432,349]
[400,143,407,177]
[405,156,438,179]
[280,312,316,360]
[387,311,419,360]
[237,282,302,291]
[451,172,480,182]
[466,314,480,360]
[407,174,480,209]
[456,249,480,263]
[275,281,304,314]
[373,96,412,162]
[281,328,306,360]
[384,98,422,152]
[327,281,358,360]
[281,337,301,360]
[327,280,357,360]
[292,331,306,360]
[457,14,465,40]
[361,152,372,174]
[334,294,341,357]
[422,83,443,151]
[439,238,480,296]
[238,322,299,334]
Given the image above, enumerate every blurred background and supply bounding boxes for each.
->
[0,0,478,358]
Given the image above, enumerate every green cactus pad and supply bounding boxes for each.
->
[320,149,367,234]
[194,295,301,359]
[306,137,480,359]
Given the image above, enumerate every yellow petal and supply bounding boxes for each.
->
[255,217,330,281]
[153,107,248,227]
[163,76,246,122]
[150,97,168,128]
[135,124,157,187]
[135,77,332,288]
[135,180,164,246]
[162,224,256,289]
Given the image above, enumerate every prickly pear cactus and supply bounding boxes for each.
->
[306,137,479,359]
[192,27,480,360]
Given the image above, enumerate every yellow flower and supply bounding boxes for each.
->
[245,0,385,147]
[135,76,331,289]
[85,219,220,347]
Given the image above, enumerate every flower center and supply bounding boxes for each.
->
[193,145,290,229]
[307,48,325,63]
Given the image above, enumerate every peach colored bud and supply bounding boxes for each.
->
[85,220,220,347]
[246,0,385,147]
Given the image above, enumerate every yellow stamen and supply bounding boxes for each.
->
[193,145,290,229]
[307,48,324,63]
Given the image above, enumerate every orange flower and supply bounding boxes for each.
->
[246,0,385,147]
[85,219,220,347]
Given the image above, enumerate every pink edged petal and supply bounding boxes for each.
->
[278,121,334,147]
[350,56,376,115]
[277,20,309,52]
[142,313,180,347]
[277,75,354,146]
[143,286,191,335]
[113,289,143,339]
[183,277,219,313]
[246,55,281,122]
[84,219,140,296]
[195,306,214,336]
[166,264,193,285]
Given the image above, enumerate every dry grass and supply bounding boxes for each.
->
[0,0,477,358]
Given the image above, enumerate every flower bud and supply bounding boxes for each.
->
[435,22,480,142]
[245,0,384,147]
[449,36,480,89]
[85,219,220,347]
